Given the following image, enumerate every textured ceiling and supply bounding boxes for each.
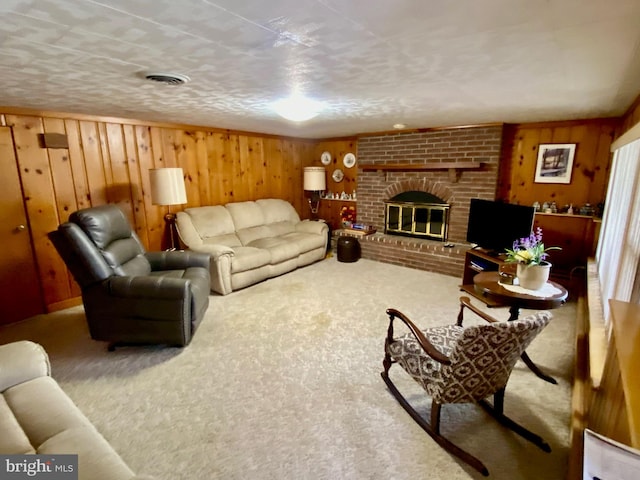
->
[1,0,640,138]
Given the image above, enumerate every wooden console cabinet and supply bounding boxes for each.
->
[534,213,600,277]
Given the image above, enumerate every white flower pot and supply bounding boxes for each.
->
[516,262,551,290]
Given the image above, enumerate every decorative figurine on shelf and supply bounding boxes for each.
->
[352,190,357,200]
[579,203,595,216]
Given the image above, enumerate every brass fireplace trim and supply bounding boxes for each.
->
[384,201,450,241]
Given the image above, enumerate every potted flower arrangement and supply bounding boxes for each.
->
[340,205,357,228]
[505,227,561,290]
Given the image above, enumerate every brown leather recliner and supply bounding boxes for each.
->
[49,204,211,350]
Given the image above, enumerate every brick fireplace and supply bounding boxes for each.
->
[350,125,504,277]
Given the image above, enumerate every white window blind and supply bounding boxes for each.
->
[596,138,640,323]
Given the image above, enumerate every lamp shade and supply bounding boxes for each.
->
[149,168,187,205]
[303,167,326,191]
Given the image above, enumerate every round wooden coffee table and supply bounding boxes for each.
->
[473,271,568,314]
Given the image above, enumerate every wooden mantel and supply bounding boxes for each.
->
[360,161,482,182]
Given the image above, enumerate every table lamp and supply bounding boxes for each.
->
[303,166,326,217]
[149,167,187,250]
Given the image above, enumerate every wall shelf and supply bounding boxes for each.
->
[361,161,482,182]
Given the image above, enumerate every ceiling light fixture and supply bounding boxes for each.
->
[144,72,191,85]
[272,95,325,122]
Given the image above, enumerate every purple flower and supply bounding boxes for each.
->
[504,227,561,265]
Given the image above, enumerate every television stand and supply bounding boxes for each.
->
[460,248,507,306]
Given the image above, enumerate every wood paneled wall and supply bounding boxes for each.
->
[0,107,628,318]
[498,118,620,209]
[0,108,353,311]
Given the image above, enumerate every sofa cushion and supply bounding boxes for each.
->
[203,233,242,248]
[236,225,274,245]
[280,231,326,253]
[247,237,301,264]
[231,246,271,273]
[256,199,301,224]
[0,395,35,454]
[184,206,236,239]
[4,376,94,449]
[38,427,136,480]
[266,221,297,237]
[226,201,265,230]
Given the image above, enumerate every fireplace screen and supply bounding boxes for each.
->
[385,201,449,240]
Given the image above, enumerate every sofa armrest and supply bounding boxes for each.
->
[145,250,210,270]
[107,276,191,300]
[175,211,204,248]
[0,341,51,392]
[187,244,235,295]
[295,220,329,236]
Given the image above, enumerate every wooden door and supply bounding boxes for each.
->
[0,127,44,324]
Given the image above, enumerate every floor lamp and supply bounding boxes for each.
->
[149,167,187,250]
[303,166,326,219]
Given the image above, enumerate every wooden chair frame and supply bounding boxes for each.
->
[381,296,551,476]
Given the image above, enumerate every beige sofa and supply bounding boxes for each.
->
[0,340,152,480]
[176,199,328,295]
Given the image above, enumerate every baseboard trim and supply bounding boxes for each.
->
[47,297,82,312]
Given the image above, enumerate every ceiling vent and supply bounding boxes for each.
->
[144,72,190,85]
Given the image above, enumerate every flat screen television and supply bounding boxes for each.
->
[466,199,535,254]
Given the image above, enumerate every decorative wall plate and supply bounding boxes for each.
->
[343,152,356,168]
[332,168,344,183]
[321,151,332,165]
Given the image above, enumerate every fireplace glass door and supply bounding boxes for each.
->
[385,201,449,240]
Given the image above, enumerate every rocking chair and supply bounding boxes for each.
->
[381,296,552,476]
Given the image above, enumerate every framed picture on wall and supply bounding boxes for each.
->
[534,143,576,184]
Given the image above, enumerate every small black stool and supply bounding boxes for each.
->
[337,236,361,263]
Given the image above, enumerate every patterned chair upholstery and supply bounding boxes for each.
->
[381,296,552,476]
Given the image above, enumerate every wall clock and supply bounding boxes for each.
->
[332,168,344,182]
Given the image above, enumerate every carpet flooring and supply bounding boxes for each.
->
[0,256,576,479]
